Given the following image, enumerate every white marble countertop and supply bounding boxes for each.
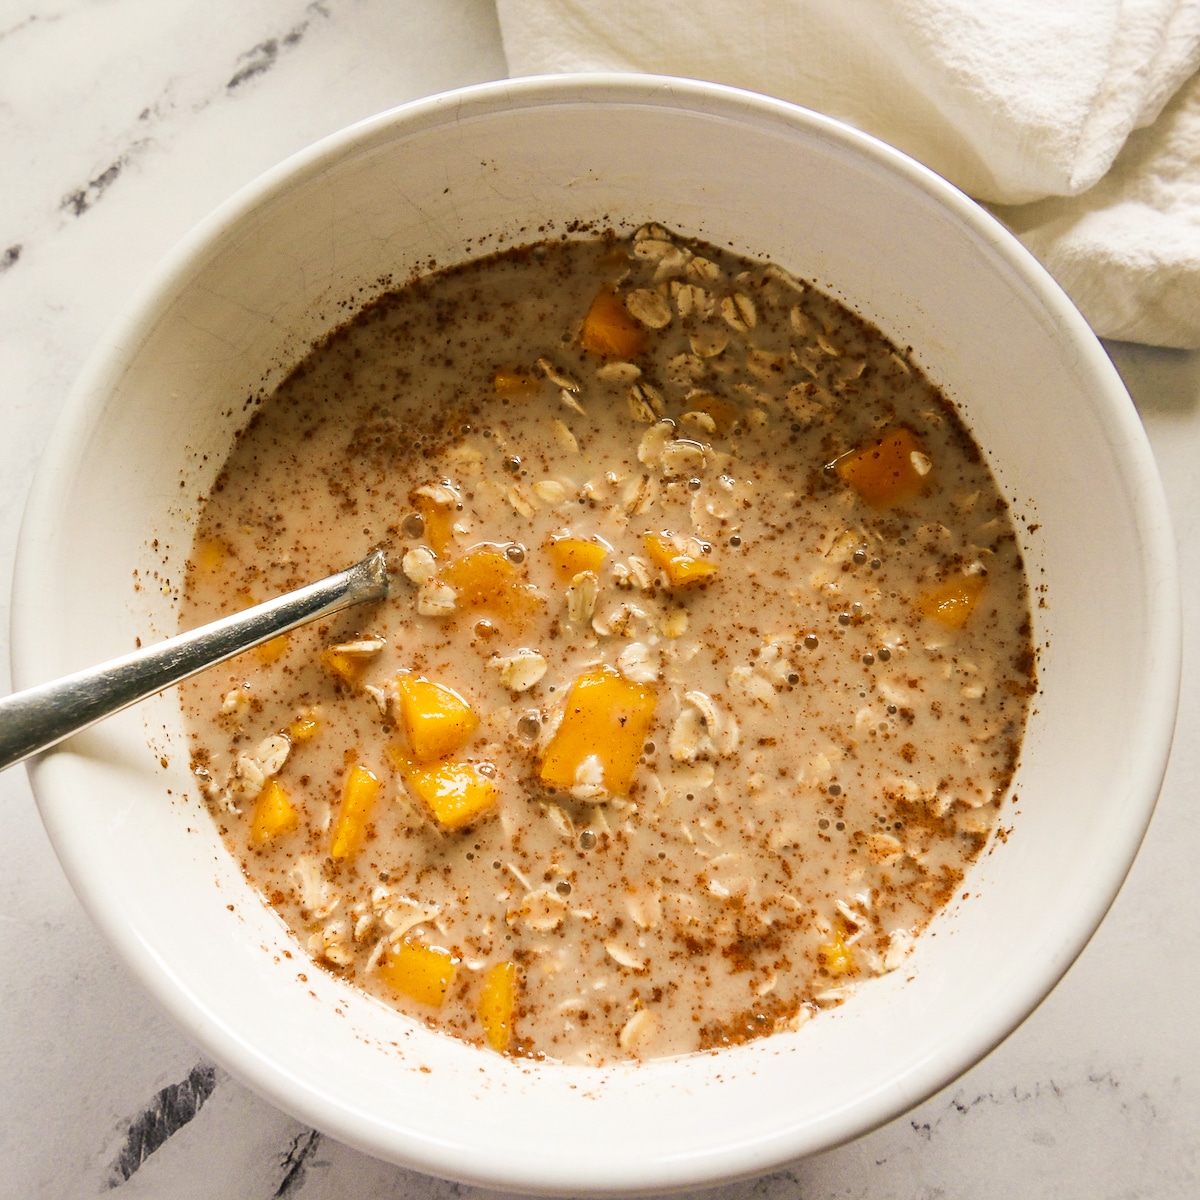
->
[2,3,1198,1197]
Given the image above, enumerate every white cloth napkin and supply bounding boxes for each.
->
[496,0,1200,348]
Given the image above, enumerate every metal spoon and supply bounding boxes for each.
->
[0,549,389,773]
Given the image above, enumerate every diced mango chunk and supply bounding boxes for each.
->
[329,763,380,860]
[596,246,630,270]
[321,646,366,687]
[493,367,541,396]
[288,710,321,743]
[539,666,656,798]
[644,533,719,587]
[249,778,299,845]
[193,537,230,575]
[415,494,456,557]
[818,931,856,976]
[235,589,290,665]
[404,760,498,831]
[394,674,478,764]
[835,427,932,507]
[439,546,541,628]
[917,573,987,630]
[548,535,609,581]
[255,633,290,665]
[581,286,648,359]
[378,940,457,1007]
[686,394,740,436]
[478,960,518,1052]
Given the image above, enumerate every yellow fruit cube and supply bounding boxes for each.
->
[644,533,719,587]
[581,286,647,359]
[817,931,856,976]
[193,537,230,575]
[917,574,986,630]
[393,674,478,763]
[493,367,541,396]
[415,492,456,556]
[439,546,541,628]
[685,393,740,436]
[404,760,498,831]
[378,940,457,1007]
[835,427,932,507]
[321,646,366,687]
[255,633,290,665]
[539,666,656,798]
[329,763,380,861]
[249,778,299,845]
[478,960,518,1052]
[288,710,321,743]
[235,589,290,665]
[548,536,608,581]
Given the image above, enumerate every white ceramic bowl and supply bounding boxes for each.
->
[12,76,1180,1194]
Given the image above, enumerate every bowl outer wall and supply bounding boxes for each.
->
[11,75,1181,1194]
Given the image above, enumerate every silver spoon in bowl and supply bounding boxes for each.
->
[0,549,389,773]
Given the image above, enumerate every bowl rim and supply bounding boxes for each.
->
[11,73,1182,1193]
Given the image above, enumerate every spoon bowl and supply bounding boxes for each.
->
[0,551,388,773]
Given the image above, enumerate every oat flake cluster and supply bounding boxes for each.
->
[182,224,1034,1064]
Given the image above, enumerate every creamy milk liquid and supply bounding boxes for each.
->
[181,226,1034,1063]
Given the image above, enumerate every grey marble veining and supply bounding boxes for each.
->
[1,3,1198,1197]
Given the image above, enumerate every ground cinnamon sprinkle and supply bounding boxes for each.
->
[181,225,1034,1064]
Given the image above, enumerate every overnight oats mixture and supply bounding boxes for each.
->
[181,224,1035,1065]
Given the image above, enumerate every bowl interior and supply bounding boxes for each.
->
[13,77,1178,1194]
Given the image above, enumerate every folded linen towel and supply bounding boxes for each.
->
[496,0,1200,348]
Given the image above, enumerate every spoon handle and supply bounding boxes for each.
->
[0,549,389,774]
